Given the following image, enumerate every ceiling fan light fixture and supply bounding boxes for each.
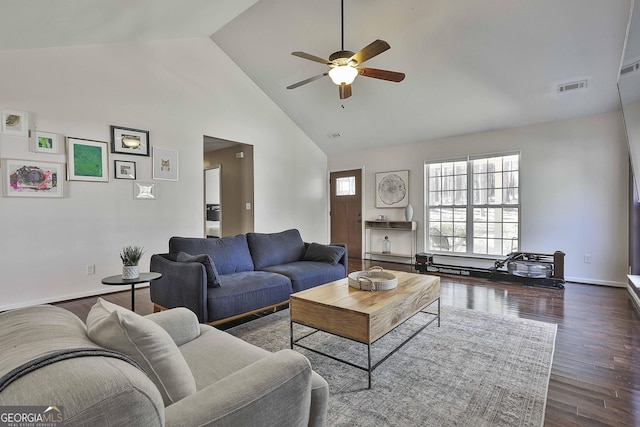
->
[329,65,358,85]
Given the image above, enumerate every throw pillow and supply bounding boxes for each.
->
[303,243,346,265]
[86,298,197,406]
[176,252,220,288]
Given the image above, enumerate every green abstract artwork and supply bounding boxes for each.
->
[73,144,103,177]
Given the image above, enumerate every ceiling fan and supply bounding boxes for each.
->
[286,0,405,99]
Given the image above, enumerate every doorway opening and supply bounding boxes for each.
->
[204,136,254,237]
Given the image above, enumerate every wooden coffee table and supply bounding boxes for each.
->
[290,270,440,388]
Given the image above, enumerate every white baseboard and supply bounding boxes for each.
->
[564,276,626,287]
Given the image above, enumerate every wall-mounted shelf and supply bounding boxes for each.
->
[364,221,417,263]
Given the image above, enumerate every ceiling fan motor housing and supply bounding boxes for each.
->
[329,50,357,66]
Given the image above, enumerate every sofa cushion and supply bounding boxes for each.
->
[263,261,346,292]
[208,272,292,322]
[247,229,306,270]
[86,298,196,406]
[170,235,254,275]
[303,243,346,266]
[176,252,220,288]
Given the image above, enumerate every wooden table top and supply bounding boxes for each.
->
[290,270,439,314]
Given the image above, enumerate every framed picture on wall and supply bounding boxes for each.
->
[376,170,409,208]
[152,147,178,181]
[33,131,61,153]
[110,125,150,156]
[2,109,29,137]
[67,137,109,182]
[3,159,64,198]
[114,160,136,180]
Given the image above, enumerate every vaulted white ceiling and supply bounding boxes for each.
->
[0,0,633,156]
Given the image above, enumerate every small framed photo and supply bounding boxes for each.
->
[4,159,64,198]
[2,109,29,137]
[376,170,409,208]
[67,137,109,182]
[134,182,156,200]
[33,131,61,153]
[114,160,136,180]
[153,147,178,181]
[110,126,149,156]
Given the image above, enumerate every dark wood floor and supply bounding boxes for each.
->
[53,259,640,427]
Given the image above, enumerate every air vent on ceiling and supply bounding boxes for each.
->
[621,60,640,76]
[557,80,588,94]
[327,132,341,140]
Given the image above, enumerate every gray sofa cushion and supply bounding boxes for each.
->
[303,243,346,265]
[170,235,254,275]
[208,271,293,322]
[86,298,197,406]
[247,229,306,270]
[176,252,220,288]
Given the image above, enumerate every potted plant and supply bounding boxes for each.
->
[120,245,145,279]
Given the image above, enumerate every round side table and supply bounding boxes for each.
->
[101,272,162,312]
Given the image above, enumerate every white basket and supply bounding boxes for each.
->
[348,266,398,291]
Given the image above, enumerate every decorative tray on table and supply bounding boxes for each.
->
[348,266,398,291]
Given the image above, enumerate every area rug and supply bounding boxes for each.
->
[227,306,557,427]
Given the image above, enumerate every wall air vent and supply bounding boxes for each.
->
[557,80,588,94]
[621,60,640,76]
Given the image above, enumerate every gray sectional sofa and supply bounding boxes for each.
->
[0,301,328,427]
[150,229,347,325]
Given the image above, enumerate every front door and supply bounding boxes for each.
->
[330,169,362,259]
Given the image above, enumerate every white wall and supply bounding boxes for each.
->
[0,38,329,310]
[329,111,629,286]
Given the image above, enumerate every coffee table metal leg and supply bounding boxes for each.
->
[368,344,372,389]
[130,284,136,312]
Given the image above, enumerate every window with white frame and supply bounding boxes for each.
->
[425,153,520,256]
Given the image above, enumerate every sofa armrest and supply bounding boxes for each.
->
[149,254,208,323]
[164,349,314,427]
[145,307,200,346]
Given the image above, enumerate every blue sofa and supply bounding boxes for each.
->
[150,229,347,325]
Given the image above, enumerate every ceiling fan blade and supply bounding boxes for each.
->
[350,39,390,65]
[357,67,405,82]
[287,72,328,90]
[339,84,352,99]
[291,51,331,65]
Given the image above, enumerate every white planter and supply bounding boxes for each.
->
[122,265,140,280]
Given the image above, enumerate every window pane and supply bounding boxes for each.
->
[474,223,487,238]
[504,239,518,254]
[429,226,451,251]
[473,189,487,204]
[487,239,503,255]
[504,223,518,239]
[455,161,467,175]
[335,176,355,196]
[474,238,487,253]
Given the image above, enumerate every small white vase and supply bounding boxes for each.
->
[122,265,140,280]
[405,203,414,221]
